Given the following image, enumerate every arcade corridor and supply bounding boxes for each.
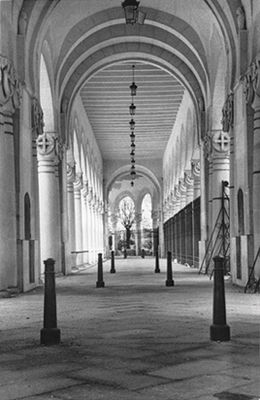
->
[0,257,259,400]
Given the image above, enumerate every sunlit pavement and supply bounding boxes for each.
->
[0,256,259,400]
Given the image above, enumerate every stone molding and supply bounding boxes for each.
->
[0,56,21,114]
[242,55,260,105]
[36,132,64,162]
[184,170,193,187]
[191,159,200,177]
[36,132,55,156]
[204,130,230,159]
[73,173,83,191]
[221,92,234,132]
[67,162,76,183]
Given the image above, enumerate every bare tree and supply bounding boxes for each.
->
[119,198,135,248]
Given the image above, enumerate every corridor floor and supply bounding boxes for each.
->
[0,257,259,400]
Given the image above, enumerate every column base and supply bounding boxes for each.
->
[165,279,174,286]
[154,268,160,273]
[40,328,61,345]
[210,324,230,341]
[110,269,116,274]
[96,281,105,288]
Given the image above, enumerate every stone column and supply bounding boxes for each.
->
[191,159,201,199]
[243,57,260,278]
[158,208,165,257]
[111,213,118,253]
[73,173,83,265]
[0,56,21,288]
[66,162,76,270]
[81,182,88,264]
[37,132,60,272]
[208,130,230,261]
[135,212,142,255]
[152,210,159,255]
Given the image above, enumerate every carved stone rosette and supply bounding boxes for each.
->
[221,93,234,132]
[36,132,55,156]
[0,56,21,113]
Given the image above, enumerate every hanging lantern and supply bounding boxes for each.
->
[131,142,136,148]
[130,170,136,176]
[131,158,135,164]
[129,119,135,130]
[130,81,137,96]
[130,132,135,142]
[129,103,136,116]
[131,181,134,187]
[130,149,135,156]
[122,0,140,24]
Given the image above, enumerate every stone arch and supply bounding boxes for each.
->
[39,54,54,132]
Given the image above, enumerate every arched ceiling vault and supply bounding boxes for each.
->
[19,0,239,167]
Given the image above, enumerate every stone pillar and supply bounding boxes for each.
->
[81,182,88,264]
[199,140,208,267]
[66,162,76,270]
[208,130,230,258]
[152,210,159,255]
[135,212,142,255]
[87,187,94,263]
[191,159,201,199]
[111,213,118,253]
[184,170,194,205]
[37,132,60,273]
[73,173,83,265]
[0,56,21,288]
[158,208,165,257]
[243,57,260,278]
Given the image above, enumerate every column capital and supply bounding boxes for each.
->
[184,170,193,187]
[73,172,83,191]
[204,130,230,159]
[0,56,21,114]
[242,54,260,105]
[36,132,56,159]
[221,92,234,132]
[67,162,76,183]
[191,159,200,178]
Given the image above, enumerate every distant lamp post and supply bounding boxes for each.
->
[122,0,140,24]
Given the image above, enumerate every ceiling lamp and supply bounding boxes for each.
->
[130,132,135,142]
[129,118,135,130]
[122,0,139,24]
[129,103,136,115]
[130,65,137,96]
[130,149,135,156]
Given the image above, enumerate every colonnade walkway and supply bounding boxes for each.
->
[0,257,259,400]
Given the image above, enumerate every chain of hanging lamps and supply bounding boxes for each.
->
[129,65,137,187]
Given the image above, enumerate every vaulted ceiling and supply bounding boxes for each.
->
[80,61,185,161]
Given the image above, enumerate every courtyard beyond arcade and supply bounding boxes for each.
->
[0,257,259,400]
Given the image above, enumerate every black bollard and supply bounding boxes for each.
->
[110,250,116,273]
[165,251,174,286]
[96,253,105,288]
[124,248,127,259]
[210,256,230,341]
[155,250,160,273]
[40,258,61,345]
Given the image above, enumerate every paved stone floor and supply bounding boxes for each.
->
[0,257,259,400]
